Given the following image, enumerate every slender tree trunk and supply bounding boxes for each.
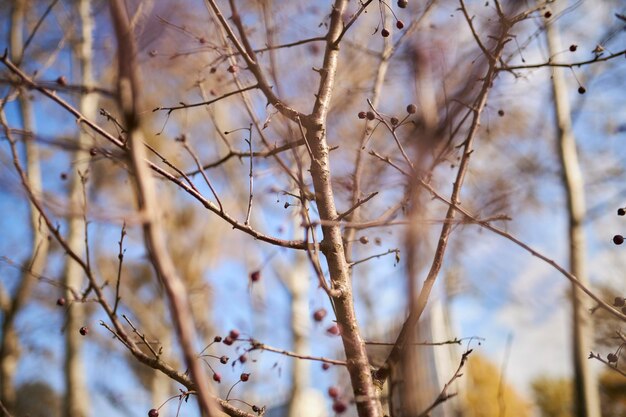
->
[545,14,601,417]
[0,0,50,411]
[62,1,97,415]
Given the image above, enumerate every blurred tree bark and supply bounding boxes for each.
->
[544,10,601,417]
[0,0,50,411]
[61,0,97,415]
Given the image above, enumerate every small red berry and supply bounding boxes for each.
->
[79,326,88,336]
[313,308,327,322]
[220,355,229,364]
[396,20,404,30]
[578,86,586,94]
[56,297,66,306]
[227,65,238,73]
[56,76,67,86]
[381,29,390,38]
[250,270,261,282]
[229,329,240,339]
[359,236,369,244]
[366,111,375,120]
[613,235,624,245]
[406,104,417,114]
[240,373,250,382]
[322,363,331,370]
[569,45,578,52]
[239,354,247,364]
[358,111,367,119]
[326,324,340,336]
[213,372,222,383]
[223,336,234,345]
[397,0,408,8]
[332,400,347,414]
[148,409,159,417]
[328,386,339,398]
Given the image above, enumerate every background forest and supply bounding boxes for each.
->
[1,1,626,417]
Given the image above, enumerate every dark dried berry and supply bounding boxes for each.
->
[359,236,369,244]
[381,29,390,38]
[79,326,88,336]
[252,405,259,413]
[607,353,618,363]
[229,329,240,339]
[240,373,250,382]
[613,235,624,245]
[544,11,552,18]
[56,297,66,306]
[396,20,404,30]
[56,76,67,86]
[223,336,234,345]
[397,0,408,8]
[321,362,331,370]
[227,65,238,73]
[613,297,625,307]
[578,86,586,94]
[220,355,229,364]
[148,409,159,417]
[358,111,367,119]
[239,354,247,364]
[406,104,417,114]
[250,270,261,282]
[210,67,217,74]
[332,400,347,414]
[328,386,339,398]
[498,109,505,117]
[366,111,375,120]
[89,148,97,156]
[213,372,221,383]
[390,117,399,126]
[214,335,222,343]
[617,208,625,216]
[60,173,67,181]
[313,308,327,322]
[569,45,578,52]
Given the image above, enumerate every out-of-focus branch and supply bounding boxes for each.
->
[375,2,512,384]
[108,1,216,416]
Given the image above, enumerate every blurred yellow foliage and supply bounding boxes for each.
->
[463,353,531,417]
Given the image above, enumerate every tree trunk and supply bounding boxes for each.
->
[544,13,601,417]
[62,1,97,416]
[0,0,50,411]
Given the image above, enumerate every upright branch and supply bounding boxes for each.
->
[375,1,513,384]
[300,1,383,416]
[108,1,216,416]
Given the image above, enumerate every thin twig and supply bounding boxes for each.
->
[249,339,347,366]
[113,223,126,315]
